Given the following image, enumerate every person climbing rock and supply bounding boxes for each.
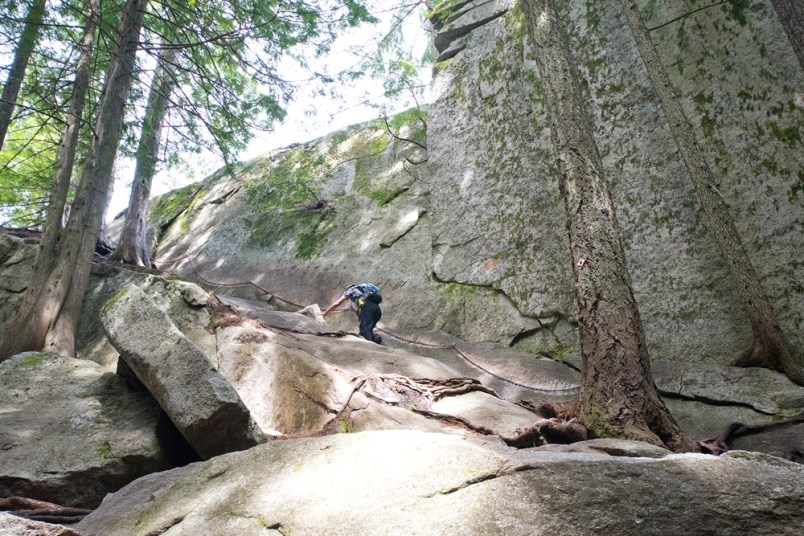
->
[323,283,383,344]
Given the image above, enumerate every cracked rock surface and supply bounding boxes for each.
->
[76,430,803,536]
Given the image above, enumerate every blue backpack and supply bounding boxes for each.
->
[349,283,382,314]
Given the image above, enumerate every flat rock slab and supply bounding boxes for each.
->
[216,325,354,436]
[76,430,803,536]
[454,341,580,392]
[293,331,461,380]
[653,362,804,416]
[101,285,264,459]
[0,512,81,536]
[218,294,344,336]
[431,390,538,439]
[0,353,166,508]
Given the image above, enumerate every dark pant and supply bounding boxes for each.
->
[358,300,382,343]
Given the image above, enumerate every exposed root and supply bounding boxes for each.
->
[0,496,92,524]
[697,412,804,457]
[412,377,499,401]
[518,400,579,420]
[506,417,592,448]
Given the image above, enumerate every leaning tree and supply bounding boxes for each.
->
[0,0,47,151]
[0,0,147,360]
[521,0,692,451]
[618,0,803,386]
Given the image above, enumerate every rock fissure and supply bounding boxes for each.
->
[427,463,511,497]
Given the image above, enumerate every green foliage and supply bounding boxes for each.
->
[549,345,574,363]
[101,287,130,315]
[767,121,799,149]
[0,114,61,226]
[352,0,432,111]
[295,210,336,260]
[147,0,379,166]
[387,106,427,141]
[241,146,337,258]
[98,440,113,459]
[338,418,350,433]
[148,182,206,229]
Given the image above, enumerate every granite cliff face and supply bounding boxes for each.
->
[99,0,802,365]
[427,0,802,363]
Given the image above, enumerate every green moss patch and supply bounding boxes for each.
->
[18,353,47,367]
[102,287,130,314]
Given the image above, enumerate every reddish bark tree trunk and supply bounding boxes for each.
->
[0,0,47,150]
[522,0,692,451]
[0,0,146,360]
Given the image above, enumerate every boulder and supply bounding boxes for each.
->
[101,284,265,459]
[78,267,217,370]
[0,353,166,508]
[216,325,354,436]
[76,431,804,536]
[0,233,36,340]
[0,512,81,536]
[213,297,804,457]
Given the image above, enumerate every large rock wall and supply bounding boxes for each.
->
[428,0,803,363]
[125,0,803,363]
[428,0,577,353]
[147,113,548,346]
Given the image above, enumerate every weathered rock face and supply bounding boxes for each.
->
[75,431,804,536]
[0,512,80,536]
[128,0,802,368]
[101,284,265,459]
[427,0,803,363]
[0,353,166,508]
[0,233,36,338]
[76,264,218,371]
[215,324,355,437]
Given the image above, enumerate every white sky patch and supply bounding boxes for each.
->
[108,6,432,221]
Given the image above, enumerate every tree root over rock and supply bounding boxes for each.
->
[347,375,596,444]
[506,417,592,448]
[697,412,804,458]
[352,374,502,412]
[0,496,92,524]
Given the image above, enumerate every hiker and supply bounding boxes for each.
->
[323,283,383,344]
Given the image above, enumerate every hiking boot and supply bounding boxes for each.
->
[374,335,383,345]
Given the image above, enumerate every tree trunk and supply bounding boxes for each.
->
[770,0,803,70]
[0,0,146,360]
[618,0,803,387]
[0,0,47,150]
[41,0,100,260]
[111,47,177,267]
[521,0,692,451]
[0,1,100,361]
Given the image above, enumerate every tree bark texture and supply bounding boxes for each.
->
[0,0,47,150]
[112,47,177,267]
[521,0,692,451]
[41,0,100,259]
[619,0,803,386]
[770,0,804,70]
[0,0,146,360]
